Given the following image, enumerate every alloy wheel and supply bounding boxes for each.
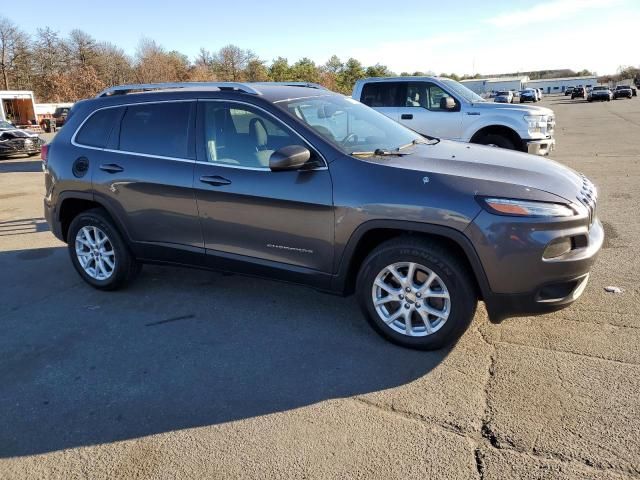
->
[75,226,116,280]
[372,261,450,337]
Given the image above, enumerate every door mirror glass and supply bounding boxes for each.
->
[269,145,311,172]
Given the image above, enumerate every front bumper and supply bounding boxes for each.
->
[466,213,604,322]
[524,137,555,156]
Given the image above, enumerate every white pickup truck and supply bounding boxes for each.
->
[353,77,556,156]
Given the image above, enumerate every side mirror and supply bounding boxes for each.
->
[269,145,311,172]
[440,96,457,111]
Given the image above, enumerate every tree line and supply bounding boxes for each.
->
[3,16,634,103]
[0,16,474,102]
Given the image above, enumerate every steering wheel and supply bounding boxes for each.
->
[341,133,358,145]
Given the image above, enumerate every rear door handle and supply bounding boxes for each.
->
[99,163,124,173]
[401,114,413,120]
[200,175,232,186]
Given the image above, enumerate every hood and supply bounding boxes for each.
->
[1,128,39,138]
[376,140,583,204]
[470,101,554,116]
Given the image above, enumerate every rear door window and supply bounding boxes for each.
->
[75,108,122,148]
[360,82,404,107]
[118,102,194,158]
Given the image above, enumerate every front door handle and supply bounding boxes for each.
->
[99,163,124,173]
[401,113,413,120]
[200,175,232,186]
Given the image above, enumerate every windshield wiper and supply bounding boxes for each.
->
[351,148,410,157]
[398,138,439,150]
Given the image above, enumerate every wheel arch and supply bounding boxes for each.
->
[469,125,523,149]
[333,220,491,300]
[57,192,129,243]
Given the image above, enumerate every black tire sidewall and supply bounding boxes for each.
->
[356,242,476,350]
[479,134,515,150]
[67,209,134,290]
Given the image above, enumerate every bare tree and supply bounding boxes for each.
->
[68,29,98,68]
[213,44,249,81]
[95,42,134,87]
[0,16,30,90]
[134,38,189,83]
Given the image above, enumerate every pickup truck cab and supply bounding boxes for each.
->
[353,77,555,156]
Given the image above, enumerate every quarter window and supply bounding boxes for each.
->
[75,107,122,148]
[119,102,193,158]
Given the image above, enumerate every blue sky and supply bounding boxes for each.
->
[5,0,639,75]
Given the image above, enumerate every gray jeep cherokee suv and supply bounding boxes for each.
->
[43,82,603,350]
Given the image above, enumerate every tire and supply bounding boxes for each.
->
[476,133,516,150]
[67,208,140,290]
[356,237,477,350]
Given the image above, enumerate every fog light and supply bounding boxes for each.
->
[543,237,572,259]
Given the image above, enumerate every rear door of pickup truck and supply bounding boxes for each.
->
[357,81,401,122]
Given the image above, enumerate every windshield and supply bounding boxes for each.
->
[593,86,606,91]
[496,91,509,96]
[440,79,485,103]
[275,95,425,155]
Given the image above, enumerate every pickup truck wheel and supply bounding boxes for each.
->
[67,208,140,290]
[356,238,477,350]
[476,134,515,150]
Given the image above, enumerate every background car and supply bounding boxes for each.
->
[571,86,586,99]
[0,129,44,158]
[588,86,613,102]
[52,106,71,127]
[565,86,574,96]
[519,88,538,103]
[0,120,17,131]
[614,85,633,99]
[494,90,513,103]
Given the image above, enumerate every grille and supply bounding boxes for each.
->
[578,175,597,225]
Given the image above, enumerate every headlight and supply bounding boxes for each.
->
[480,197,575,217]
[524,115,549,135]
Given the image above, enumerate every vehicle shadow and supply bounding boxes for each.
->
[0,246,452,458]
[0,218,49,236]
[549,99,588,105]
[0,159,42,173]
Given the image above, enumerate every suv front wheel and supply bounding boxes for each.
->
[356,238,477,350]
[67,208,140,290]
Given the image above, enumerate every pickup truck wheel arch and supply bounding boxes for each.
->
[470,126,522,151]
[333,220,492,302]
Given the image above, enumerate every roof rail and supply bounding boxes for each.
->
[250,82,328,90]
[96,82,262,98]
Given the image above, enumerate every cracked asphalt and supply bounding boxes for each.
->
[1,95,639,479]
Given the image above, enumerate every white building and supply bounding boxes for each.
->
[525,76,599,94]
[460,76,529,95]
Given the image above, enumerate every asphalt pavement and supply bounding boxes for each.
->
[1,96,639,479]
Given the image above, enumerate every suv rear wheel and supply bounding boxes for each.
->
[67,208,140,290]
[356,238,477,350]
